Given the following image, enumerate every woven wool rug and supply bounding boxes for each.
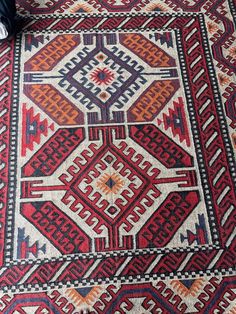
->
[0,0,235,313]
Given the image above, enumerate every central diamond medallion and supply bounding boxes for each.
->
[60,149,161,223]
[71,51,133,103]
[59,47,145,108]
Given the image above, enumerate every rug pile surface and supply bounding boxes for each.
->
[0,0,235,313]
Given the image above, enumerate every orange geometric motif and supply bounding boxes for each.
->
[66,286,102,306]
[120,33,176,67]
[97,173,125,195]
[24,35,80,71]
[128,80,180,122]
[24,84,84,125]
[218,73,230,86]
[171,278,206,297]
[71,3,94,13]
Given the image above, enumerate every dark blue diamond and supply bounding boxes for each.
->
[179,279,195,289]
[104,155,114,164]
[105,178,116,189]
[98,71,107,80]
[77,8,87,13]
[75,287,93,297]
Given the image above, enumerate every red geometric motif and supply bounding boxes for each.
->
[22,128,85,177]
[129,124,193,168]
[157,97,191,146]
[21,202,91,254]
[137,191,200,248]
[90,67,115,86]
[0,9,235,309]
[21,104,54,156]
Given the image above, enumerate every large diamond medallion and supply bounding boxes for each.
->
[58,39,145,109]
[61,149,159,225]
[73,52,133,103]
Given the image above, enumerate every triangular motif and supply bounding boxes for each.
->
[157,97,191,146]
[21,104,54,156]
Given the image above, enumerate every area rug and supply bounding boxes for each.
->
[0,0,235,313]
